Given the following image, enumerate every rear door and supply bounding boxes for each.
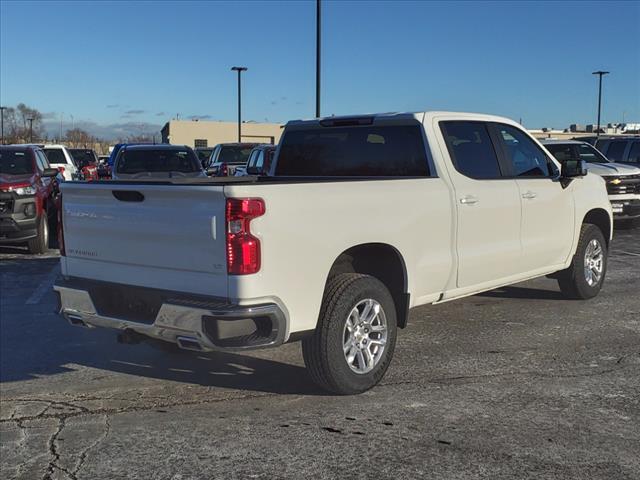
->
[61,182,229,297]
[439,120,522,288]
[492,123,574,271]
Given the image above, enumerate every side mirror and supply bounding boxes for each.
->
[206,167,216,176]
[42,168,59,177]
[562,159,588,178]
[246,166,262,175]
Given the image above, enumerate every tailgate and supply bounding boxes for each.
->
[60,182,229,297]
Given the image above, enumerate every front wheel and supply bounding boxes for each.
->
[27,214,49,255]
[302,274,397,395]
[557,223,607,300]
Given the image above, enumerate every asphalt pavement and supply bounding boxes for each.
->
[1,226,639,479]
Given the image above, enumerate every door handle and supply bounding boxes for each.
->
[459,195,478,205]
[522,191,537,199]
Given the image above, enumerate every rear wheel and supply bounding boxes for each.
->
[27,214,49,254]
[557,223,607,299]
[302,274,397,395]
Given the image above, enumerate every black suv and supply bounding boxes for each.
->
[579,136,640,165]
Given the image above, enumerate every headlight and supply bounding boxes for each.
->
[12,186,36,196]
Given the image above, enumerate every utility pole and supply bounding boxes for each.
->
[316,0,321,118]
[27,118,34,143]
[0,106,6,145]
[592,70,610,137]
[59,113,64,142]
[231,66,247,143]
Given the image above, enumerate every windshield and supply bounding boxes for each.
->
[116,149,201,174]
[577,144,609,163]
[0,150,35,175]
[196,149,214,162]
[276,125,429,176]
[43,148,71,164]
[218,146,254,164]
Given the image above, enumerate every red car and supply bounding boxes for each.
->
[69,148,99,181]
[0,145,59,253]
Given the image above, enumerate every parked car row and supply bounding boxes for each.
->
[542,139,640,222]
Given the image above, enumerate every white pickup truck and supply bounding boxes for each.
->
[54,112,612,394]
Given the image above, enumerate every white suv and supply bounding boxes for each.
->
[42,145,79,181]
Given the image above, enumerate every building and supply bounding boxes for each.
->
[160,119,283,148]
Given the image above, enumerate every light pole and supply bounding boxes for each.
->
[592,70,609,137]
[0,106,6,145]
[316,0,321,118]
[27,118,34,143]
[231,66,247,143]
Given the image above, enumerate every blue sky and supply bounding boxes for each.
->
[1,0,639,139]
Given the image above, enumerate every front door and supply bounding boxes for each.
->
[492,123,574,271]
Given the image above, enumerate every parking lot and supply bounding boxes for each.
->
[0,226,638,479]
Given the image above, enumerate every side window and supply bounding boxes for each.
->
[255,151,265,169]
[606,141,627,162]
[247,150,259,167]
[440,121,502,179]
[495,124,551,177]
[34,151,46,172]
[627,142,640,164]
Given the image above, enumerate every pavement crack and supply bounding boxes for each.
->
[71,414,111,479]
[42,417,77,480]
[2,391,273,426]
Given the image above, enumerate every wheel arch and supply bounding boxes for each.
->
[583,208,612,247]
[325,243,410,328]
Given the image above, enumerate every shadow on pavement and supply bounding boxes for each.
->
[478,285,564,300]
[0,307,322,395]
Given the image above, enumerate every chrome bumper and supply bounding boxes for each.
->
[53,277,288,352]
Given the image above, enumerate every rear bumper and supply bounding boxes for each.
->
[53,277,288,352]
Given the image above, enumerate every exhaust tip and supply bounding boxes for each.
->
[64,313,88,327]
[176,336,203,351]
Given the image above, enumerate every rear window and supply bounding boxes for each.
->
[70,149,96,167]
[0,150,35,175]
[276,125,429,176]
[116,149,201,174]
[43,148,70,164]
[218,146,254,164]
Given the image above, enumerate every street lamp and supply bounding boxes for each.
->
[316,0,321,118]
[0,106,6,145]
[592,70,610,137]
[27,117,34,143]
[231,66,247,143]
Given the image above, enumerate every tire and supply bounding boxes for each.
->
[27,214,49,255]
[557,223,607,300]
[302,273,397,395]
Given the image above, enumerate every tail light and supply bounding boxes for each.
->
[57,195,65,256]
[226,198,265,275]
[220,163,228,176]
